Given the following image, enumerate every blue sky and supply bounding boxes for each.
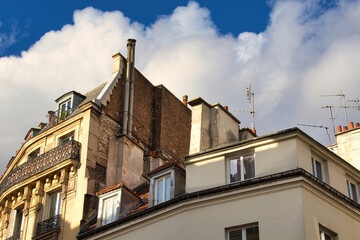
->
[0,0,270,56]
[0,0,360,173]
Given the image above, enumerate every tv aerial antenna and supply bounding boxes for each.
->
[320,106,336,135]
[234,84,257,133]
[247,84,256,132]
[319,93,348,127]
[297,123,331,145]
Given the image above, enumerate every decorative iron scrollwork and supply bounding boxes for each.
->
[0,141,81,195]
[36,214,60,236]
[7,231,21,240]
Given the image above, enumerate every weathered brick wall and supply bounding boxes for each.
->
[157,85,191,162]
[131,70,155,147]
[102,54,191,161]
[104,70,127,125]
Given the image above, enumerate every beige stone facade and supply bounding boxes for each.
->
[0,41,191,240]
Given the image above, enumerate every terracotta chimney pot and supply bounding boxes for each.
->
[349,122,354,129]
[337,126,342,133]
[343,126,348,131]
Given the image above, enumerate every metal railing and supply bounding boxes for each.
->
[0,140,81,195]
[7,231,21,240]
[36,214,60,236]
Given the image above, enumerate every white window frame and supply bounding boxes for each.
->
[319,225,337,240]
[7,208,24,238]
[346,179,359,203]
[155,174,172,205]
[227,154,255,183]
[227,223,259,240]
[312,157,325,181]
[58,99,72,120]
[97,191,121,226]
[44,191,62,220]
[102,195,118,225]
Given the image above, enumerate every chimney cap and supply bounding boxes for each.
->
[127,39,136,46]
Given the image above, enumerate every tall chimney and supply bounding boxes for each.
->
[126,39,136,137]
[48,111,55,123]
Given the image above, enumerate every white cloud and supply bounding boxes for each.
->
[0,20,17,54]
[1,0,360,172]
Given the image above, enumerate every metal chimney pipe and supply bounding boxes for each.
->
[127,39,136,137]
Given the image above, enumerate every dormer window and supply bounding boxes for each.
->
[148,160,185,207]
[155,174,171,205]
[59,99,71,120]
[96,183,141,226]
[55,91,85,122]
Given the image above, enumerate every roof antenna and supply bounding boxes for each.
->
[246,84,256,134]
[297,123,331,145]
[320,105,336,135]
[320,92,348,127]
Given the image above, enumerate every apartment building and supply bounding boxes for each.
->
[77,98,360,240]
[0,39,191,240]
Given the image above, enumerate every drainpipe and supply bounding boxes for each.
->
[127,39,136,137]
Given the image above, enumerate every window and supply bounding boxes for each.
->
[312,158,324,181]
[102,195,118,225]
[319,226,337,240]
[8,208,24,239]
[46,192,61,219]
[58,131,74,146]
[27,148,40,161]
[347,180,358,202]
[155,174,171,205]
[59,99,71,120]
[229,154,255,183]
[227,224,259,240]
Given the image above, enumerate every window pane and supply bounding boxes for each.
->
[56,193,61,215]
[351,183,358,202]
[165,176,171,201]
[103,197,116,224]
[49,194,58,218]
[230,158,241,183]
[243,155,255,180]
[14,210,23,234]
[315,160,323,181]
[324,234,332,240]
[157,179,164,204]
[246,226,259,240]
[229,229,242,240]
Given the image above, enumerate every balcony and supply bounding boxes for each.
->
[0,140,81,195]
[7,231,21,240]
[35,215,60,237]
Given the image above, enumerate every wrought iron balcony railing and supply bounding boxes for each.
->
[36,214,60,236]
[7,231,21,240]
[0,140,81,195]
